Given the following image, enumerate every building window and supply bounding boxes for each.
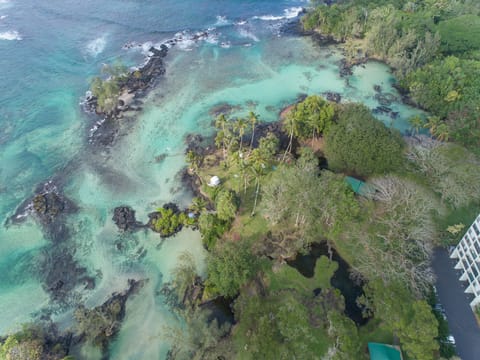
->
[472,265,479,278]
[474,241,480,256]
[474,223,480,236]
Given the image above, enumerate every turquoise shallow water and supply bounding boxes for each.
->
[0,1,425,358]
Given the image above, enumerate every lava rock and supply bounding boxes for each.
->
[322,91,342,103]
[32,192,65,223]
[112,206,143,231]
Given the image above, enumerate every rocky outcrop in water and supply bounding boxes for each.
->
[8,181,77,240]
[322,91,342,103]
[86,30,218,147]
[112,206,144,231]
[73,279,147,353]
[147,202,187,238]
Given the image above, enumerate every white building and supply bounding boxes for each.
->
[450,214,480,308]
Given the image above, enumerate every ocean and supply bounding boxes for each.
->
[0,0,423,358]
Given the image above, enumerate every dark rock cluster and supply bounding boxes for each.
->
[112,206,144,231]
[322,91,342,103]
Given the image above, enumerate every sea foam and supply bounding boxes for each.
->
[0,30,21,40]
[237,27,259,42]
[254,6,304,21]
[86,36,107,57]
[215,15,230,26]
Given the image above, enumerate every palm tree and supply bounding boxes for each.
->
[424,116,441,136]
[434,123,450,142]
[190,197,207,215]
[215,114,228,159]
[249,149,267,216]
[282,111,300,161]
[248,111,259,149]
[234,118,248,152]
[186,150,201,173]
[408,115,425,136]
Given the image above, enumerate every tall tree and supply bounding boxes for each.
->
[248,111,259,150]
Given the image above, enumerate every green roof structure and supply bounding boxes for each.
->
[368,343,402,360]
[345,176,376,197]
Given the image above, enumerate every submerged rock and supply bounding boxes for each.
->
[73,278,147,352]
[339,59,353,77]
[322,91,342,103]
[32,192,65,223]
[373,105,394,117]
[374,92,397,106]
[209,102,242,118]
[39,245,91,302]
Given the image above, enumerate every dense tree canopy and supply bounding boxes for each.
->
[206,241,259,297]
[324,104,405,177]
[404,56,480,146]
[362,280,439,360]
[262,149,359,256]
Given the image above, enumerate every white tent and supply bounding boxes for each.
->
[208,175,220,187]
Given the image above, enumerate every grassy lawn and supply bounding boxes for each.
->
[358,318,393,345]
[436,202,480,246]
[266,256,338,297]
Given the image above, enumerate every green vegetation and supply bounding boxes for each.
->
[162,252,233,359]
[361,280,439,360]
[438,15,480,56]
[214,189,238,221]
[263,149,359,256]
[266,256,337,295]
[303,0,480,151]
[198,212,231,250]
[74,300,123,346]
[404,57,480,146]
[1,331,43,360]
[407,141,480,208]
[206,241,260,297]
[283,95,335,148]
[324,103,405,177]
[90,63,128,114]
[233,291,333,359]
[150,206,195,237]
[181,92,464,358]
[0,325,70,360]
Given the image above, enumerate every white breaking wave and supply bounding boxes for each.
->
[237,27,259,42]
[215,15,230,26]
[0,30,21,40]
[86,36,107,57]
[122,28,221,56]
[0,15,7,20]
[254,6,304,21]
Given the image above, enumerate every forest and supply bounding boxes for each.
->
[304,0,480,150]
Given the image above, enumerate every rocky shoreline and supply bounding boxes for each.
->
[85,29,221,148]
